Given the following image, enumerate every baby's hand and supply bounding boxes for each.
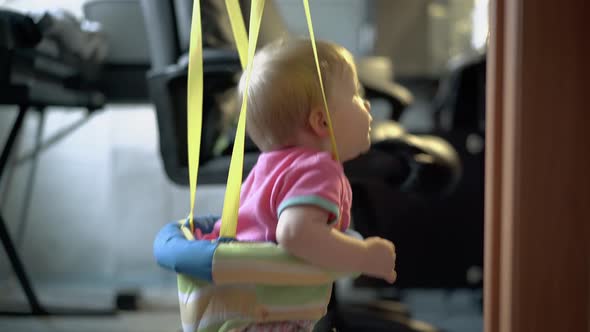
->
[361,237,397,283]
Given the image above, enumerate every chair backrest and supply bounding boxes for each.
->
[174,0,238,53]
[141,0,258,66]
[171,0,289,53]
[140,0,252,186]
[433,54,487,133]
[139,0,180,70]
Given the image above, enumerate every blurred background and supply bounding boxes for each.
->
[0,0,489,331]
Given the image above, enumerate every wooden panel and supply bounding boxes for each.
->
[483,0,504,330]
[486,0,590,331]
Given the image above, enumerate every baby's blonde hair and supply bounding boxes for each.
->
[239,38,356,151]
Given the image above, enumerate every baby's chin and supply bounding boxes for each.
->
[364,138,372,152]
[346,145,371,162]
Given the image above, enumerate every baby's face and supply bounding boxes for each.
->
[327,68,372,162]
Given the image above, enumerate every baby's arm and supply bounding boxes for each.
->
[276,205,397,283]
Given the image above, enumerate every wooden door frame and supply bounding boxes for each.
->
[484,0,590,331]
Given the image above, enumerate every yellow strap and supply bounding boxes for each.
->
[225,0,249,70]
[184,0,339,239]
[303,0,339,162]
[183,0,203,241]
[219,0,266,238]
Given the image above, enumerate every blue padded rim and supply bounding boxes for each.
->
[153,220,219,282]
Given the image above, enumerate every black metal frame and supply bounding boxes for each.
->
[0,105,115,316]
[0,105,46,315]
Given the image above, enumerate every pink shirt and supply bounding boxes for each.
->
[197,147,352,242]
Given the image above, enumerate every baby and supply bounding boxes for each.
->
[197,38,397,331]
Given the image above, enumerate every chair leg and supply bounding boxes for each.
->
[0,213,46,315]
[0,105,28,182]
[0,105,46,315]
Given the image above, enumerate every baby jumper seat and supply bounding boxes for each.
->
[153,1,357,331]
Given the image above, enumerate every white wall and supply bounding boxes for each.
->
[0,105,225,286]
[1,0,86,16]
[274,0,370,57]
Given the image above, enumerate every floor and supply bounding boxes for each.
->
[0,104,481,331]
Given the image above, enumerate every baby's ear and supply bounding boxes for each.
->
[307,106,330,137]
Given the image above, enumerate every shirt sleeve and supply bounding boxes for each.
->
[275,153,344,225]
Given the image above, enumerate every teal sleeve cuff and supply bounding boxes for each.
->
[277,195,340,225]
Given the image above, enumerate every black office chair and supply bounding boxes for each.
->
[430,54,486,290]
[140,1,460,331]
[139,0,432,186]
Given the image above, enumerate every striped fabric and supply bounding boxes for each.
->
[177,241,352,332]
